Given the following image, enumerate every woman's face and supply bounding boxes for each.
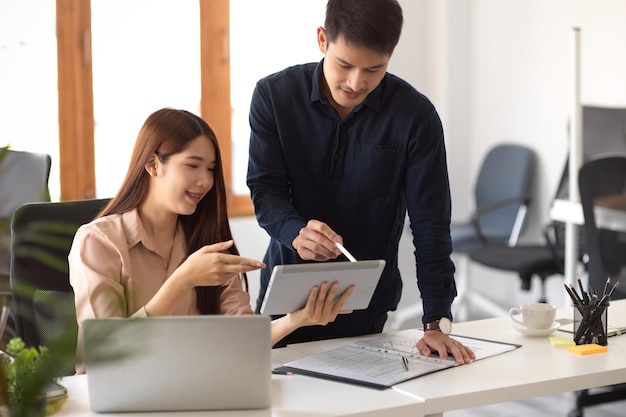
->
[151,135,216,216]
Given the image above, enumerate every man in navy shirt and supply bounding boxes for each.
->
[247,0,474,364]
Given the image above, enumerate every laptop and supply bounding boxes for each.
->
[82,315,272,412]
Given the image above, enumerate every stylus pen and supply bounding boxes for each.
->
[335,242,358,262]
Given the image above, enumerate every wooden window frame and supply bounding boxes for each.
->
[55,0,253,216]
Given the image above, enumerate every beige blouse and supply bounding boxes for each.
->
[69,208,253,373]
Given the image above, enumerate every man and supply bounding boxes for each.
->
[247,0,474,364]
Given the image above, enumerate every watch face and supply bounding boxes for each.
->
[439,317,452,334]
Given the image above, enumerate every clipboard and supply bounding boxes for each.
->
[273,332,521,389]
[260,260,386,315]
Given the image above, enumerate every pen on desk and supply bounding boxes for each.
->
[402,356,409,371]
[335,242,358,262]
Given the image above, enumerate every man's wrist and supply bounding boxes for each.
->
[424,317,452,334]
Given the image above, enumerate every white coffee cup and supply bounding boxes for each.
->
[509,303,556,330]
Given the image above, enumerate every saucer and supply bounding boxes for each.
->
[510,321,560,337]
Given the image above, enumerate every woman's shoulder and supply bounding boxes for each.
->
[79,212,124,233]
[74,212,129,246]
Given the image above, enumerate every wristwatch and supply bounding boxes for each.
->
[424,317,452,334]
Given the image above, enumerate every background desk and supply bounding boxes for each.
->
[288,300,626,417]
[550,198,626,290]
[57,347,423,417]
[550,198,626,232]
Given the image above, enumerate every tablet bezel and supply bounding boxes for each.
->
[259,260,386,316]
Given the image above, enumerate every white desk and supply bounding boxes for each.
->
[285,300,626,417]
[54,301,626,417]
[549,198,626,232]
[57,347,423,417]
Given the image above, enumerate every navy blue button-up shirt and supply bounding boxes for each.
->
[247,60,456,343]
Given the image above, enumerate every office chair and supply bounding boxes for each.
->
[451,144,536,319]
[467,223,568,304]
[9,198,110,376]
[466,158,590,305]
[578,155,626,299]
[571,155,626,417]
[0,147,51,346]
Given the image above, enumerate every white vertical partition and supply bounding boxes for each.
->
[565,27,583,288]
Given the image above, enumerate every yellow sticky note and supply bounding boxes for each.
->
[549,337,575,348]
[568,344,608,355]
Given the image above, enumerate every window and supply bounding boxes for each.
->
[0,0,61,199]
[229,0,325,195]
[91,0,201,198]
[2,0,326,216]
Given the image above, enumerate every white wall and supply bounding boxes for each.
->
[231,0,626,324]
[443,0,626,314]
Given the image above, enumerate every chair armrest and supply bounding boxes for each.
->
[470,196,530,244]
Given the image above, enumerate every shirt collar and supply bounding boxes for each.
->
[121,208,186,261]
[121,208,147,250]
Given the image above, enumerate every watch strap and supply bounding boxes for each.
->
[424,320,441,331]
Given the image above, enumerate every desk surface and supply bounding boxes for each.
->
[55,301,626,417]
[287,300,626,417]
[58,348,423,417]
[396,300,626,416]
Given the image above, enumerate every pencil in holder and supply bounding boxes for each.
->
[573,303,608,346]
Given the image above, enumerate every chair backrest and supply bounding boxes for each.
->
[9,198,110,375]
[0,148,52,291]
[474,144,536,245]
[578,155,626,300]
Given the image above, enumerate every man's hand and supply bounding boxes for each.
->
[292,220,343,261]
[416,331,476,364]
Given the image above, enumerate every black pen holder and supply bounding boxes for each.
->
[573,303,608,346]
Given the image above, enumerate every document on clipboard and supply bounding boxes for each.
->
[274,332,520,389]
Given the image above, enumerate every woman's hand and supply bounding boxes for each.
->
[176,240,265,288]
[270,281,355,346]
[287,281,355,327]
[145,240,264,317]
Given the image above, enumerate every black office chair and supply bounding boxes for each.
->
[0,147,52,346]
[467,223,567,303]
[9,198,110,376]
[571,155,626,417]
[466,156,590,306]
[450,144,536,318]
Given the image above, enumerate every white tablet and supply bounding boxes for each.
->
[260,260,386,316]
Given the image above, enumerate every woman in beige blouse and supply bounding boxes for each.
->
[69,108,354,373]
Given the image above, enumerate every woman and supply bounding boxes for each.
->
[69,108,354,373]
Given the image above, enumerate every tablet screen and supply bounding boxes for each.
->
[260,260,386,316]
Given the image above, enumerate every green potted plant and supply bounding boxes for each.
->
[1,339,48,416]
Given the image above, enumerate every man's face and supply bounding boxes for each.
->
[317,28,390,117]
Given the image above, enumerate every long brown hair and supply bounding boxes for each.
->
[99,108,242,314]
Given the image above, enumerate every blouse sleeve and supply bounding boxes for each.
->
[219,273,254,315]
[69,224,129,323]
